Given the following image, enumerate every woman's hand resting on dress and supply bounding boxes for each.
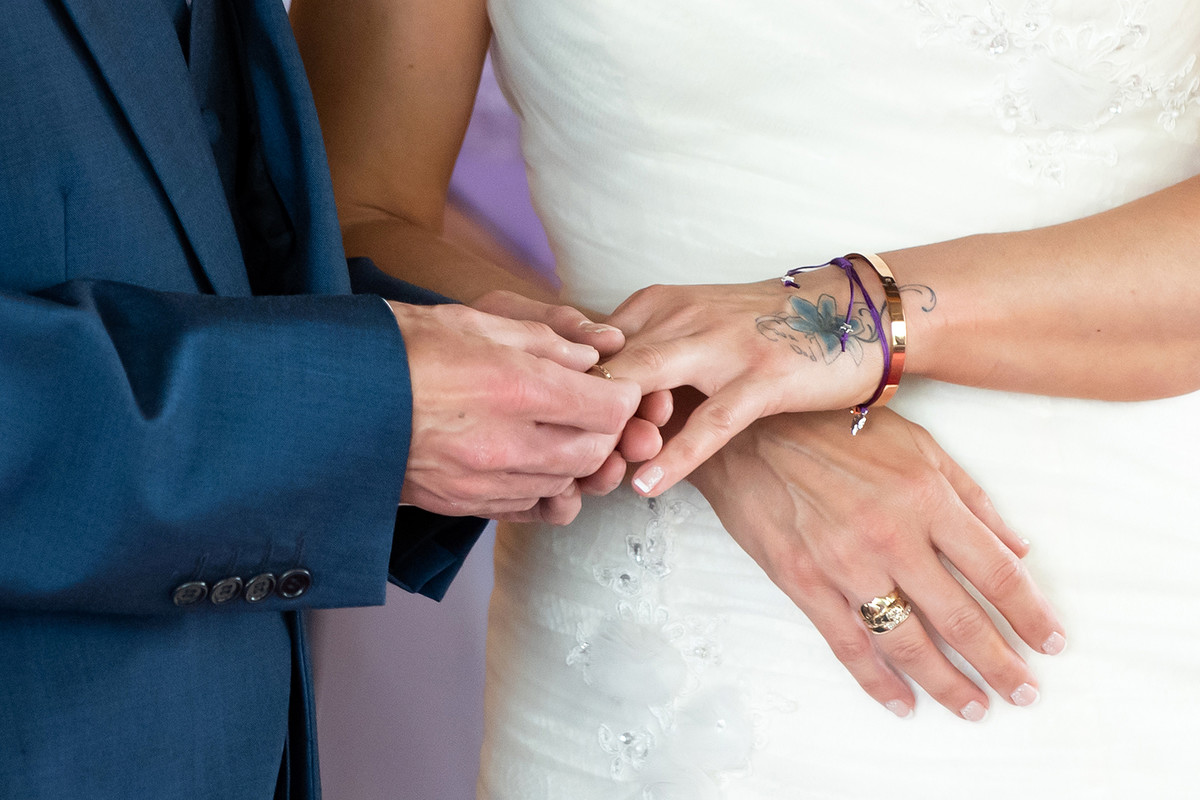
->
[685,400,1067,720]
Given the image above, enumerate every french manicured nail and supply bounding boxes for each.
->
[1010,683,1039,707]
[1041,631,1066,655]
[885,700,912,718]
[580,321,619,335]
[960,701,987,722]
[633,465,664,494]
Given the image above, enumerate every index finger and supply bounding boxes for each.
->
[475,312,600,372]
[521,359,643,434]
[630,385,766,495]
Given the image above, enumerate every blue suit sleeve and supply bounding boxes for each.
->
[0,278,413,615]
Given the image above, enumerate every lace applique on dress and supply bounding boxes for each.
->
[906,0,1200,183]
[565,493,788,798]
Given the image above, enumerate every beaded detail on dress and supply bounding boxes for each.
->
[561,493,795,798]
[907,0,1200,183]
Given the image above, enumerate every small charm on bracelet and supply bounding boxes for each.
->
[850,406,868,436]
[780,261,834,288]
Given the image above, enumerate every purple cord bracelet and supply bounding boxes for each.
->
[782,256,891,435]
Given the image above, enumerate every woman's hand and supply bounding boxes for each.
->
[600,269,889,495]
[687,404,1066,720]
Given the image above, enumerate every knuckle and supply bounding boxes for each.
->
[827,632,876,666]
[546,496,582,526]
[769,555,819,595]
[940,603,991,645]
[598,389,639,433]
[463,436,506,474]
[635,284,667,303]
[513,496,541,515]
[980,553,1028,600]
[906,417,934,443]
[626,343,669,373]
[550,475,576,496]
[807,536,855,578]
[885,634,928,667]
[444,475,483,507]
[502,374,542,416]
[668,435,707,470]
[961,481,993,511]
[578,437,615,476]
[521,318,556,340]
[859,515,901,553]
[818,516,896,570]
[700,400,738,435]
[445,438,480,471]
[547,304,582,329]
[905,470,949,513]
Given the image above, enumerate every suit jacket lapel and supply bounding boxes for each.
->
[58,0,251,296]
[232,0,350,296]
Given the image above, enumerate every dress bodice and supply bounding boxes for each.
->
[490,0,1200,309]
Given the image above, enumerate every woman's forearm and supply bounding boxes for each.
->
[341,209,560,305]
[889,173,1200,400]
[292,0,534,302]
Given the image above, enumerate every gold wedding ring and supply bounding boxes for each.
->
[589,364,615,381]
[859,588,912,634]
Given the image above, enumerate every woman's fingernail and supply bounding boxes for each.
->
[960,701,987,722]
[1041,631,1066,655]
[580,321,619,334]
[632,465,664,494]
[1020,536,1031,548]
[568,343,599,360]
[885,700,912,718]
[1010,683,1039,707]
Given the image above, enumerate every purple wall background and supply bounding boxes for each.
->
[308,58,548,800]
[448,59,554,273]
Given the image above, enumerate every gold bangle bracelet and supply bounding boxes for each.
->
[845,252,905,406]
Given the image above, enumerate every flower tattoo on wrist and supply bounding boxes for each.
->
[757,284,935,364]
[757,293,879,364]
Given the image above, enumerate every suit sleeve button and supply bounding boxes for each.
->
[172,581,208,606]
[210,577,244,604]
[244,573,277,603]
[277,568,312,599]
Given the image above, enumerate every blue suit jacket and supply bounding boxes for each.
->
[0,1,484,797]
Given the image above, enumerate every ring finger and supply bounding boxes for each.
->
[851,584,991,721]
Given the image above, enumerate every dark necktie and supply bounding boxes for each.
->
[188,0,244,220]
[162,0,191,61]
[175,0,296,295]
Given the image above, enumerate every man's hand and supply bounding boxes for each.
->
[468,291,673,517]
[391,301,644,523]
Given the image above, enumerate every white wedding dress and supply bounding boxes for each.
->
[478,2,1200,797]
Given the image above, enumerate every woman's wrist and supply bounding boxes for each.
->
[874,244,948,384]
[774,255,900,429]
[844,253,906,425]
